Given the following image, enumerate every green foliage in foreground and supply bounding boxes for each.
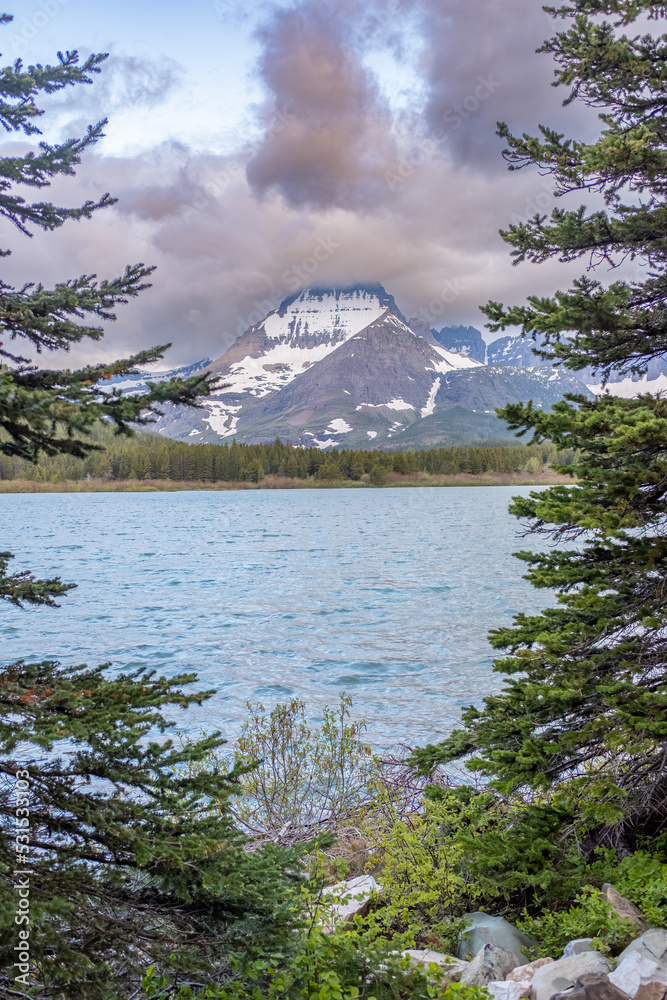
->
[0,662,304,999]
[414,0,667,857]
[131,694,667,999]
[516,887,638,960]
[0,420,572,484]
[140,921,492,1000]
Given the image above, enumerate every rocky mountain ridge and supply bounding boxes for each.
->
[439,325,667,393]
[115,285,597,449]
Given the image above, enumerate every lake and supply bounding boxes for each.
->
[0,487,553,747]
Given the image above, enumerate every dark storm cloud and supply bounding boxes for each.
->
[414,0,564,168]
[246,0,400,211]
[247,0,597,203]
[0,1,609,370]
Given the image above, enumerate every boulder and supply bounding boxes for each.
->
[602,885,650,935]
[564,940,596,958]
[486,981,532,1000]
[462,944,520,986]
[550,971,631,1000]
[506,957,555,983]
[609,952,667,999]
[403,951,468,983]
[321,874,380,928]
[635,985,667,1000]
[459,913,538,964]
[531,951,613,1000]
[619,931,667,966]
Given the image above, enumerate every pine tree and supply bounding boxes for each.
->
[0,20,300,997]
[317,455,341,480]
[414,0,667,853]
[369,463,386,486]
[348,453,365,480]
[0,661,303,998]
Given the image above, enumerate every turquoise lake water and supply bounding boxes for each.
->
[0,487,552,747]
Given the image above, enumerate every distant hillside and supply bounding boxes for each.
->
[110,284,592,449]
[431,325,486,364]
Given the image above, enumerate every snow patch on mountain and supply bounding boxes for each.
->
[589,373,667,397]
[203,400,243,437]
[263,288,386,343]
[431,344,479,372]
[421,378,441,417]
[328,418,353,433]
[356,398,415,412]
[223,341,349,397]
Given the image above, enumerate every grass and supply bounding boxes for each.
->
[0,470,573,493]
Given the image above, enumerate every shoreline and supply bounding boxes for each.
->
[0,471,573,493]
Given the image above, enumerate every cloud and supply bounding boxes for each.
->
[0,0,610,371]
[246,0,400,211]
[41,51,184,138]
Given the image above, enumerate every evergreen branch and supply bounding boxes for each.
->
[0,46,108,136]
[0,355,224,462]
[0,265,157,358]
[0,551,75,607]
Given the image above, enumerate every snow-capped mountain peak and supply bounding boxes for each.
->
[262,285,394,343]
[204,285,405,406]
[118,285,591,449]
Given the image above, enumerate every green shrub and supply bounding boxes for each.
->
[516,887,636,958]
[590,849,667,928]
[140,915,493,1000]
[369,784,592,936]
[181,696,381,843]
[368,796,483,938]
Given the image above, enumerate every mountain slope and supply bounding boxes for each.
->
[432,325,487,364]
[125,284,596,449]
[231,309,479,448]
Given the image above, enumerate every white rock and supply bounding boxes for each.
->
[563,939,596,958]
[462,944,520,986]
[609,952,667,998]
[531,951,613,1000]
[619,931,667,966]
[487,980,532,1000]
[321,875,380,927]
[507,957,556,983]
[403,950,468,982]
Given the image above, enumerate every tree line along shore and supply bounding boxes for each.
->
[0,421,576,489]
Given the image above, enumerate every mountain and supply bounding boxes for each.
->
[431,325,487,364]
[484,330,667,395]
[584,355,667,395]
[119,285,594,449]
[105,358,212,395]
[486,333,549,367]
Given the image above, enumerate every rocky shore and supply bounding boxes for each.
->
[324,877,667,1000]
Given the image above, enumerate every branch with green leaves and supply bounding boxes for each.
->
[0,551,75,607]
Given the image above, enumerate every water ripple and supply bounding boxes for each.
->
[0,487,552,747]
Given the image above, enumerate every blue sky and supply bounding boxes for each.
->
[9,0,268,153]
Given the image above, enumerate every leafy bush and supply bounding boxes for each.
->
[234,696,383,842]
[181,696,381,845]
[590,849,667,928]
[516,887,636,958]
[140,910,493,1000]
[366,790,488,950]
